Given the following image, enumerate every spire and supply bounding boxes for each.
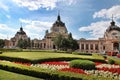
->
[110,14,115,26]
[20,23,23,31]
[57,10,61,21]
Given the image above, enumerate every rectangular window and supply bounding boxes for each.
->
[81,44,84,50]
[90,44,93,50]
[95,44,99,50]
[86,44,89,50]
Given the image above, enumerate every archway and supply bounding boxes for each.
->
[113,43,119,50]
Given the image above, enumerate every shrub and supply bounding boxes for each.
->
[0,48,22,52]
[70,60,96,70]
[0,51,2,54]
[107,59,115,64]
[72,52,92,55]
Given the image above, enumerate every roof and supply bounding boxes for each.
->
[106,20,120,32]
[16,27,26,35]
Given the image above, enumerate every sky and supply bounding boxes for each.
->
[0,0,120,40]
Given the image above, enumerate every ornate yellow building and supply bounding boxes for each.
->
[39,13,69,50]
[4,14,120,54]
[9,27,29,48]
[78,19,120,53]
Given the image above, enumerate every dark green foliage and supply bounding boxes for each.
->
[72,52,92,56]
[67,33,79,51]
[108,59,115,64]
[0,55,106,64]
[0,51,2,54]
[0,48,22,52]
[0,62,114,80]
[70,60,96,70]
[53,33,79,52]
[17,38,31,49]
[53,34,64,50]
[0,39,5,48]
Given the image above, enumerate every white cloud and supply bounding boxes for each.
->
[19,18,31,24]
[93,5,120,20]
[0,24,16,39]
[19,18,53,39]
[79,21,109,38]
[25,21,53,32]
[6,15,11,19]
[12,0,57,10]
[12,0,76,11]
[0,2,9,11]
[0,24,16,32]
[79,5,120,39]
[0,33,7,39]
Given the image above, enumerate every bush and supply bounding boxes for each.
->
[0,51,2,54]
[72,52,92,55]
[107,59,115,64]
[0,48,22,52]
[70,59,96,70]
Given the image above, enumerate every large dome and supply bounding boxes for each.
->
[16,27,26,35]
[106,20,120,32]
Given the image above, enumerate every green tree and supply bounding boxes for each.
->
[27,38,31,48]
[60,37,69,51]
[17,39,28,49]
[67,33,79,52]
[53,34,64,50]
[53,33,79,52]
[0,39,5,48]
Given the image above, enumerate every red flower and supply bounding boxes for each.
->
[59,68,87,75]
[41,61,69,66]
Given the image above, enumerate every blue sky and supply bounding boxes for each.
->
[0,0,120,40]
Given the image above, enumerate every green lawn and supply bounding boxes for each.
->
[0,52,94,60]
[0,69,43,80]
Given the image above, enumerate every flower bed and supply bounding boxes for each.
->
[31,61,69,70]
[14,62,31,66]
[40,61,69,65]
[0,59,119,80]
[96,63,120,74]
[85,70,120,80]
[60,68,87,75]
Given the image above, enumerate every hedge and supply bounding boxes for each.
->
[0,48,22,52]
[0,56,106,64]
[0,51,2,54]
[70,60,96,70]
[72,52,92,56]
[107,59,115,64]
[0,61,114,80]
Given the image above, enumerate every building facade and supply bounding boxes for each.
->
[4,14,120,53]
[39,13,69,50]
[78,19,120,53]
[8,27,29,48]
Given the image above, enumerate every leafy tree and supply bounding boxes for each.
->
[0,39,5,48]
[27,38,31,48]
[53,33,79,52]
[17,39,28,49]
[53,34,64,50]
[60,38,69,51]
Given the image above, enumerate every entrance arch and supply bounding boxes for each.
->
[113,42,119,53]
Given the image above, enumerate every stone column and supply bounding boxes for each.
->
[119,42,120,53]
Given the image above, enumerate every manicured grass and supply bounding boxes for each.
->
[0,69,43,80]
[0,52,97,60]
